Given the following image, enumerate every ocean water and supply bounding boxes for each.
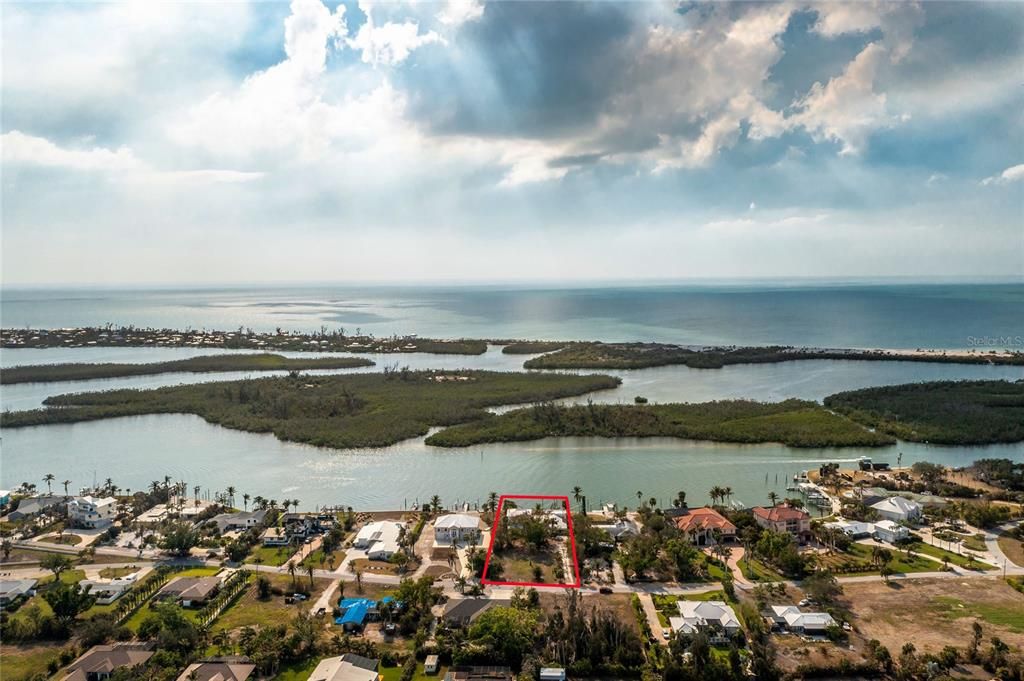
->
[3,282,1023,349]
[2,282,1022,509]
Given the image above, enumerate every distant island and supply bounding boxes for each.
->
[5,328,1023,372]
[426,399,895,449]
[825,379,1024,445]
[518,342,1024,370]
[1,326,488,355]
[0,370,622,449]
[0,353,374,384]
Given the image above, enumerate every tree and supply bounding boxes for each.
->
[430,495,442,514]
[673,490,687,508]
[306,563,315,587]
[243,493,251,511]
[468,606,539,669]
[43,582,94,626]
[767,491,779,506]
[287,560,297,588]
[1,539,12,561]
[159,522,200,556]
[572,486,583,512]
[801,571,842,605]
[43,473,55,494]
[41,552,73,581]
[61,479,71,497]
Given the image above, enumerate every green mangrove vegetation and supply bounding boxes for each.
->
[521,342,1024,370]
[0,370,621,448]
[824,379,1024,445]
[500,341,570,354]
[0,353,374,384]
[1,326,488,355]
[425,399,894,448]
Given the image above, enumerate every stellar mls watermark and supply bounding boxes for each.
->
[966,335,1024,348]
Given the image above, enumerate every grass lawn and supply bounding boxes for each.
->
[37,534,83,546]
[738,558,784,582]
[98,566,137,579]
[380,662,447,681]
[488,543,561,584]
[831,543,954,575]
[0,644,62,681]
[998,533,1024,568]
[351,558,406,577]
[275,658,322,680]
[245,545,294,567]
[912,542,992,570]
[929,596,1024,632]
[300,548,342,570]
[963,534,988,553]
[211,574,331,633]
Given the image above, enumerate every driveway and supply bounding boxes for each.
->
[636,592,669,646]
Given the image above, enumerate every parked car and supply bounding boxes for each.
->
[662,629,671,640]
[598,586,613,594]
[293,593,308,601]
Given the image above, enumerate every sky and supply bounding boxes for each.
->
[1,0,1022,285]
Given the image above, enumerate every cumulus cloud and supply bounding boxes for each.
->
[981,164,1024,186]
[789,42,894,155]
[436,0,485,27]
[347,1,444,66]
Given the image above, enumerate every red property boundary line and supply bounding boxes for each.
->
[481,494,581,589]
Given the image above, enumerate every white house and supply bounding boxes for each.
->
[68,496,117,529]
[594,518,640,542]
[872,519,910,544]
[824,520,874,539]
[80,572,140,605]
[871,497,922,523]
[354,521,404,560]
[506,508,568,532]
[669,600,741,644]
[540,669,567,681]
[434,514,481,545]
[767,606,837,635]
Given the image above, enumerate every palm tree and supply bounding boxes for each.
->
[430,495,442,515]
[355,569,363,594]
[723,486,733,505]
[42,474,55,495]
[287,560,297,587]
[291,499,300,513]
[767,491,779,507]
[61,480,71,498]
[673,490,687,509]
[456,575,467,593]
[243,493,251,511]
[226,486,236,508]
[486,491,499,513]
[306,563,315,587]
[572,486,583,512]
[708,486,724,506]
[648,497,657,510]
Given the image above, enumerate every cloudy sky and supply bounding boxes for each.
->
[2,0,1022,285]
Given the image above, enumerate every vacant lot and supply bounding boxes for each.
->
[488,544,561,584]
[212,574,332,633]
[537,591,639,635]
[0,644,63,681]
[843,577,1024,654]
[998,533,1024,568]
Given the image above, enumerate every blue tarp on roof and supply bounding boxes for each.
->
[336,599,371,626]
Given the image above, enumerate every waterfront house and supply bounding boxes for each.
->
[669,600,741,644]
[156,576,221,607]
[353,521,404,560]
[872,519,910,544]
[593,518,640,542]
[0,578,37,607]
[62,642,155,681]
[262,527,290,547]
[176,659,256,681]
[307,654,380,681]
[506,508,567,533]
[824,519,874,539]
[434,514,482,545]
[752,505,812,543]
[210,509,269,534]
[766,605,837,634]
[5,494,64,521]
[69,496,117,529]
[673,507,736,546]
[870,497,922,523]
